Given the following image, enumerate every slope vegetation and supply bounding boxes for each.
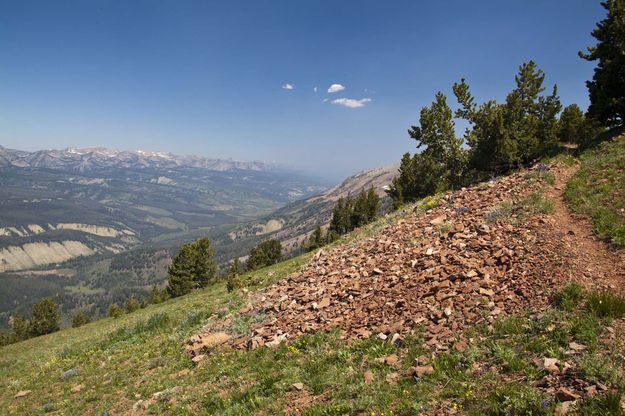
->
[1,154,624,415]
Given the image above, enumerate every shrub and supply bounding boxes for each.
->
[0,330,9,346]
[303,226,327,252]
[29,298,61,336]
[71,312,91,328]
[576,392,625,416]
[150,285,169,304]
[226,258,242,292]
[126,297,140,313]
[9,314,30,343]
[108,303,125,318]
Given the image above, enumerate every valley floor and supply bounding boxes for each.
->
[1,140,624,415]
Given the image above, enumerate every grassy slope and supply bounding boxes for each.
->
[1,167,624,415]
[565,135,625,247]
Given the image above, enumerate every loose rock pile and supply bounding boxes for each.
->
[225,167,566,351]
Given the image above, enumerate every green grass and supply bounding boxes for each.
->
[565,135,625,247]
[525,170,556,185]
[3,266,622,415]
[553,282,584,312]
[586,291,625,319]
[488,191,555,223]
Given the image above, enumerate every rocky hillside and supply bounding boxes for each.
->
[228,164,398,252]
[1,142,624,415]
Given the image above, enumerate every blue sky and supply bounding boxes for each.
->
[0,1,605,180]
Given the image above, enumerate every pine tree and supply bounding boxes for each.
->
[453,61,560,174]
[304,226,326,251]
[226,258,242,292]
[167,237,217,297]
[580,0,625,127]
[29,298,61,336]
[126,297,140,313]
[150,285,169,304]
[0,330,8,346]
[365,187,380,222]
[351,190,369,228]
[9,314,30,343]
[388,92,466,205]
[71,311,91,328]
[247,239,283,271]
[329,196,352,234]
[108,303,124,318]
[557,104,602,145]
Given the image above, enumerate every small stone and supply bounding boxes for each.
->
[385,372,399,384]
[133,400,147,412]
[568,342,586,352]
[191,354,207,364]
[430,215,446,226]
[14,390,31,398]
[372,268,383,275]
[390,333,403,346]
[317,297,331,309]
[479,288,495,297]
[61,368,77,379]
[385,354,399,366]
[466,270,478,278]
[291,382,304,391]
[377,332,388,340]
[543,358,560,374]
[71,384,84,393]
[414,365,434,377]
[555,401,574,415]
[364,370,374,384]
[585,385,597,396]
[555,387,580,402]
[266,333,287,348]
[454,340,468,353]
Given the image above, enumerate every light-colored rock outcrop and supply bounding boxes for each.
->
[0,241,94,272]
[55,223,133,237]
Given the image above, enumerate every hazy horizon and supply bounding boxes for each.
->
[0,1,605,180]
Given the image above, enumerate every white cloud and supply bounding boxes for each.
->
[331,97,372,108]
[282,83,295,90]
[322,98,329,103]
[327,83,346,93]
[313,86,318,93]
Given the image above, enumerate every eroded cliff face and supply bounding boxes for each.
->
[0,241,94,271]
[0,223,135,239]
[0,223,137,272]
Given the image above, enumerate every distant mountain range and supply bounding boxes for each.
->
[0,145,328,274]
[0,144,397,327]
[0,145,276,173]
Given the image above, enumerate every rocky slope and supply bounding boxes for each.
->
[194,161,624,354]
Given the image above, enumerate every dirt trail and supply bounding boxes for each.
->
[543,165,625,293]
